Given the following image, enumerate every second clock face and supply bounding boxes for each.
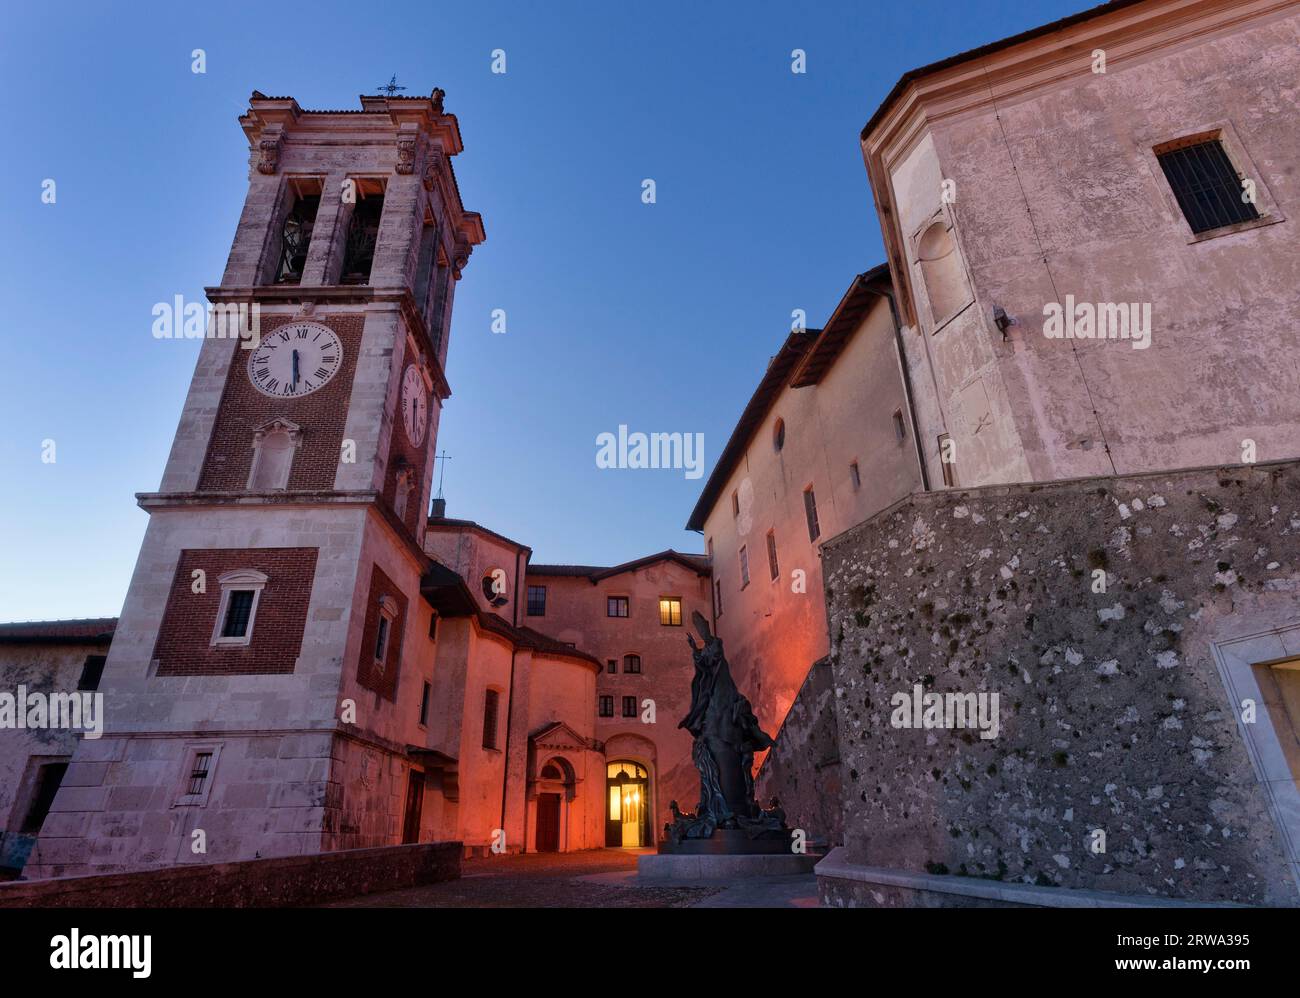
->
[247,322,343,399]
[401,364,428,446]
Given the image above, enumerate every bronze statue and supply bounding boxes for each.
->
[665,612,789,847]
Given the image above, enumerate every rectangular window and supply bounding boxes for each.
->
[598,695,614,718]
[731,491,740,517]
[20,762,69,834]
[766,531,779,581]
[419,681,431,727]
[186,752,213,797]
[221,591,256,639]
[623,654,642,674]
[428,613,438,640]
[706,538,713,561]
[374,615,390,662]
[939,433,956,488]
[739,546,750,588]
[621,696,638,718]
[482,689,500,750]
[658,597,682,627]
[850,461,861,491]
[607,659,617,674]
[607,596,629,618]
[1157,138,1259,235]
[78,655,106,692]
[893,409,907,442]
[714,579,723,617]
[803,488,821,542]
[526,585,547,617]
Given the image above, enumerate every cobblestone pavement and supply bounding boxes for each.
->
[324,848,726,908]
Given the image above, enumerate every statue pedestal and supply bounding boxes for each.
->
[657,828,794,855]
[637,850,820,881]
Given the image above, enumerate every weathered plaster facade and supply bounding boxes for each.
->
[864,0,1300,489]
[822,460,1300,905]
[689,272,923,793]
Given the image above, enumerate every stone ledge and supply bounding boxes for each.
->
[0,841,461,908]
[814,848,1241,908]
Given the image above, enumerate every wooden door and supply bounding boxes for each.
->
[401,770,425,844]
[536,792,561,852]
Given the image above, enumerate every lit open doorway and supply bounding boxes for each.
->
[605,760,651,847]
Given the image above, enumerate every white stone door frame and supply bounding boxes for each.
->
[1210,623,1300,897]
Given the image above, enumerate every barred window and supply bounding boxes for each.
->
[1157,139,1259,234]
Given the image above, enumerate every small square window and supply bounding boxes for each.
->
[607,596,629,618]
[658,598,682,627]
[78,655,106,692]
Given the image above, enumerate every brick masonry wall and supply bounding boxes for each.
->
[0,841,459,908]
[154,548,318,676]
[822,460,1300,906]
[356,564,406,701]
[197,315,364,491]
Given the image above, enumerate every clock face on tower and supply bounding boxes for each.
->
[247,322,343,398]
[400,364,428,446]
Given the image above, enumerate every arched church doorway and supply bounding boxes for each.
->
[605,760,651,847]
[534,757,573,853]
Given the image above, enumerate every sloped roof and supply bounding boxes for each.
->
[685,267,891,531]
[0,618,117,644]
[529,550,710,582]
[861,0,1147,140]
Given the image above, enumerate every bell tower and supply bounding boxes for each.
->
[28,90,485,877]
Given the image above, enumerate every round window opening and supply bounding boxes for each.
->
[773,418,786,452]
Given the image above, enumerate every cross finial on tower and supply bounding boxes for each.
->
[378,74,407,97]
[433,450,451,500]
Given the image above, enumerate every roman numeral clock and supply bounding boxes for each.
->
[247,322,343,398]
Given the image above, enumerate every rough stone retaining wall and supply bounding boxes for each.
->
[0,841,460,908]
[822,460,1300,906]
[755,659,843,847]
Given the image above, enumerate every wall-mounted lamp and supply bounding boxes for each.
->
[992,306,1016,339]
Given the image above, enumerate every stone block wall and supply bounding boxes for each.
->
[822,459,1300,906]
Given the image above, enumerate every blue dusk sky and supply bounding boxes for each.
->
[0,0,1087,621]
